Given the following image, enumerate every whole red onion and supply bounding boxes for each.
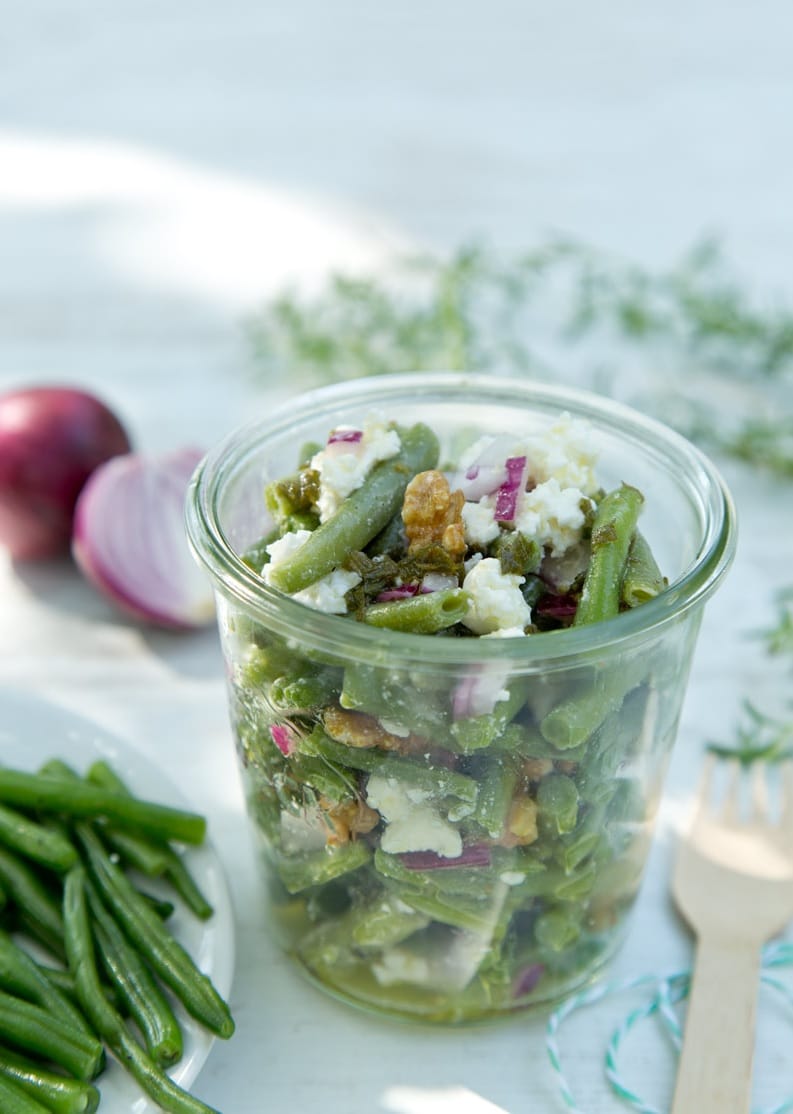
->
[0,386,131,559]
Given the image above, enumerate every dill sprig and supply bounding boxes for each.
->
[707,701,793,765]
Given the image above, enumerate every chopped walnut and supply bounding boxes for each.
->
[402,470,466,559]
[323,706,424,754]
[319,795,380,845]
[498,794,539,847]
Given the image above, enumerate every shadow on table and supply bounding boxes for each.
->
[11,556,223,680]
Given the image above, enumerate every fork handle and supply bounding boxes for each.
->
[671,935,762,1114]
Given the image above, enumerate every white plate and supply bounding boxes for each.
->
[0,689,235,1114]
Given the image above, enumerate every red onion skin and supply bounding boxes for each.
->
[0,387,131,559]
[398,844,492,870]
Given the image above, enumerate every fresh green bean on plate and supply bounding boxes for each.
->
[187,373,735,1023]
[0,713,234,1113]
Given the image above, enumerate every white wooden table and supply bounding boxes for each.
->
[2,3,793,1111]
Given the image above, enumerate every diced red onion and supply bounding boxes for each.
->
[327,429,363,445]
[452,667,510,720]
[72,448,215,629]
[513,963,544,998]
[376,584,420,602]
[494,456,529,523]
[535,593,578,620]
[398,844,492,870]
[271,724,297,756]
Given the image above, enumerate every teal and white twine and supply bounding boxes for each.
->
[546,942,793,1114]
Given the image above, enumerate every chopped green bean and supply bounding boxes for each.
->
[267,423,440,594]
[574,484,644,626]
[0,931,94,1040]
[0,848,65,958]
[362,588,469,633]
[621,530,667,607]
[0,1073,52,1114]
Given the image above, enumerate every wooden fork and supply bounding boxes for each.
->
[670,755,793,1114]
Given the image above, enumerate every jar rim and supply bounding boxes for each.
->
[186,373,737,670]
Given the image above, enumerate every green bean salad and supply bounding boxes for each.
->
[229,412,672,1020]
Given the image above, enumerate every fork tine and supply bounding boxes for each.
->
[750,761,769,820]
[721,759,742,824]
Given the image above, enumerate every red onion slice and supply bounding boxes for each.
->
[72,448,215,629]
[271,724,297,756]
[327,429,363,444]
[376,584,420,602]
[398,844,492,870]
[494,455,529,523]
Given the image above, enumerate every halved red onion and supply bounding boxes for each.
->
[72,448,215,629]
[494,455,529,523]
[398,844,492,870]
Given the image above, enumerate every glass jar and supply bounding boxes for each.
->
[186,373,736,1023]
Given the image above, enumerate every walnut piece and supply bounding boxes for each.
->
[401,470,466,559]
[323,706,422,754]
[319,795,380,845]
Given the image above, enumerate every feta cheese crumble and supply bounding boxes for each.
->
[311,414,401,521]
[461,557,531,635]
[525,412,599,495]
[366,774,462,858]
[262,529,361,613]
[514,478,592,557]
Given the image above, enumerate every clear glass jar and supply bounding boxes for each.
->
[186,373,736,1023]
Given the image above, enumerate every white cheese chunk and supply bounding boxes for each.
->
[365,775,462,858]
[262,529,361,613]
[311,414,401,521]
[461,557,531,635]
[514,478,593,557]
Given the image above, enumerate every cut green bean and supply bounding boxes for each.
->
[474,760,520,839]
[63,867,221,1114]
[362,588,469,633]
[0,989,104,1081]
[85,878,183,1068]
[0,804,78,873]
[574,484,644,627]
[267,422,440,594]
[0,771,206,845]
[275,841,371,894]
[0,1049,100,1114]
[74,827,233,1039]
[621,530,667,607]
[537,773,580,834]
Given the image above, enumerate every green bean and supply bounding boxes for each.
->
[0,805,78,873]
[534,907,582,952]
[275,841,372,894]
[103,828,171,876]
[350,894,431,949]
[0,881,6,911]
[267,422,440,594]
[0,848,65,957]
[540,659,646,749]
[74,826,234,1039]
[302,726,478,805]
[0,1073,51,1114]
[573,484,644,626]
[0,931,94,1040]
[621,530,667,607]
[450,680,531,753]
[85,878,183,1068]
[361,589,469,633]
[63,867,221,1114]
[0,771,206,845]
[537,773,580,834]
[0,1049,100,1114]
[474,760,520,839]
[0,990,104,1081]
[269,670,341,713]
[87,763,213,920]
